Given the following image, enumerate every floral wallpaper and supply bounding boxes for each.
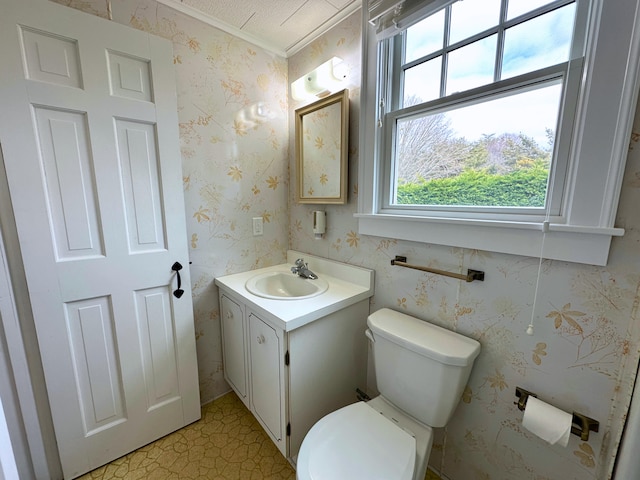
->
[49,1,640,479]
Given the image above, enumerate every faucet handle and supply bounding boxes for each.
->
[294,258,306,267]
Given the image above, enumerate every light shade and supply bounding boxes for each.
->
[291,57,346,101]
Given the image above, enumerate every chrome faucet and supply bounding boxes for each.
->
[291,258,318,280]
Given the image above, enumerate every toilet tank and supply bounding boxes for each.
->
[368,308,480,428]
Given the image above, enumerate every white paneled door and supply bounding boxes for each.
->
[0,1,200,478]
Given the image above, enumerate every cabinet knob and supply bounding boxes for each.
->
[257,334,265,344]
[226,311,233,319]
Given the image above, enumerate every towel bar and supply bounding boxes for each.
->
[390,256,485,282]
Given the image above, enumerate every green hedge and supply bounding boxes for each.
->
[396,168,549,207]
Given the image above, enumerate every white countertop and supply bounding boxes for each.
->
[214,251,374,331]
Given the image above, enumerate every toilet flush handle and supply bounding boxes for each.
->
[365,329,375,343]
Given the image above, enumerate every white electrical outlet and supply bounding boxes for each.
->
[252,217,263,236]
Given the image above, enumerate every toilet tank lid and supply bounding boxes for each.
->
[368,308,481,366]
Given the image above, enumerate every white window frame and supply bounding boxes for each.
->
[357,0,640,265]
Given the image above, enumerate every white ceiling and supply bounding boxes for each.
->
[156,0,362,57]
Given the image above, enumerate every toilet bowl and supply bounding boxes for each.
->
[296,396,433,480]
[296,308,480,480]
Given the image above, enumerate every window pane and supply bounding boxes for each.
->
[406,9,445,63]
[449,0,501,45]
[507,0,556,20]
[393,82,563,208]
[446,35,496,95]
[404,57,441,106]
[502,4,576,79]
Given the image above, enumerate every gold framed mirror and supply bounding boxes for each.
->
[295,89,349,204]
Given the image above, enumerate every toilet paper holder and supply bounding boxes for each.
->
[515,387,599,441]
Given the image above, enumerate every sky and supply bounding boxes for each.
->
[442,82,561,146]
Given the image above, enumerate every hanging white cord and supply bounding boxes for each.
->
[527,158,556,335]
[527,220,549,335]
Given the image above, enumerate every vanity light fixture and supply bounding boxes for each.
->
[291,57,347,101]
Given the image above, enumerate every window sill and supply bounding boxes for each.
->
[355,213,624,265]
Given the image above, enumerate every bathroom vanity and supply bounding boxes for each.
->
[215,251,374,462]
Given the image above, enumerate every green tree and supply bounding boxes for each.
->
[392,95,555,207]
[396,167,548,207]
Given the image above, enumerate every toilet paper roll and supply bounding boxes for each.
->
[522,396,572,447]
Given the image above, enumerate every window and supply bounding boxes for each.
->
[388,1,576,214]
[358,0,640,265]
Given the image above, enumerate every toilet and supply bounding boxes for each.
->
[296,308,481,480]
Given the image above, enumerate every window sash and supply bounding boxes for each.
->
[380,61,583,218]
[399,0,579,71]
[376,0,585,220]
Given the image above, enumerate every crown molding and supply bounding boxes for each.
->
[155,0,287,57]
[284,2,362,57]
[155,0,361,58]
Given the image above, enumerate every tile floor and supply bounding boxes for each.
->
[79,391,442,480]
[78,392,294,480]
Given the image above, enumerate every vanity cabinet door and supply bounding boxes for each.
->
[220,294,249,406]
[249,312,283,448]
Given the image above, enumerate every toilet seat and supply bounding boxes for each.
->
[296,402,416,480]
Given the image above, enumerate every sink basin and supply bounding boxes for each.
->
[245,271,328,300]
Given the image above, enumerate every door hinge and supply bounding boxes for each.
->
[285,350,290,366]
[286,422,291,436]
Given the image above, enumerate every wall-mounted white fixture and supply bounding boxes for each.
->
[291,57,347,101]
[313,211,326,239]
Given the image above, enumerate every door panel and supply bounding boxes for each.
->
[134,286,180,409]
[107,52,153,102]
[65,297,125,434]
[0,1,200,477]
[34,107,104,260]
[115,120,166,252]
[20,27,83,88]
